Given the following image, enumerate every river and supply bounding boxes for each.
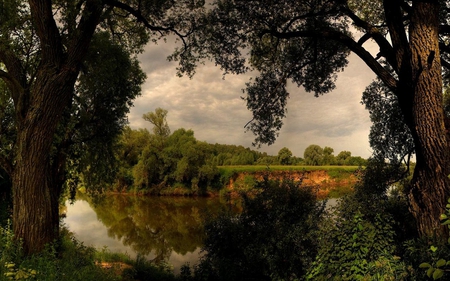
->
[63,194,338,274]
[63,195,236,273]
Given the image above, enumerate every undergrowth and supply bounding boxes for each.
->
[0,224,177,281]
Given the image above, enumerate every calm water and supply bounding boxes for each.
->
[63,194,338,274]
[63,195,234,273]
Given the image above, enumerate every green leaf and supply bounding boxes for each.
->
[433,268,444,279]
[427,267,435,277]
[442,220,450,225]
[420,263,432,268]
[436,259,446,268]
[431,246,438,252]
[441,214,448,220]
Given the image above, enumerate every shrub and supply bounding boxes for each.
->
[307,207,408,280]
[192,176,325,280]
[418,198,450,280]
[0,225,174,281]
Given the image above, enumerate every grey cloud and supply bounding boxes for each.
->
[129,45,376,159]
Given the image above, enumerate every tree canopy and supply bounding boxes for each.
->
[304,145,324,166]
[0,0,204,254]
[277,147,293,165]
[186,0,450,238]
[2,0,450,254]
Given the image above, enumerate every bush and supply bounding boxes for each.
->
[0,225,177,281]
[306,158,415,280]
[0,227,118,281]
[192,176,325,280]
[307,207,408,280]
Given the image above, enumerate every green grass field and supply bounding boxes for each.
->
[218,165,361,174]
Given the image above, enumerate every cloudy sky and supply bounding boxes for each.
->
[128,40,377,159]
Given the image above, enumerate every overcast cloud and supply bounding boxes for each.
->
[128,40,376,159]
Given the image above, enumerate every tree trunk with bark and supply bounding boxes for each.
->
[401,2,450,238]
[11,66,76,254]
[4,0,102,255]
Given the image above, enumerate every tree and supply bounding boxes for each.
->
[187,0,450,237]
[66,32,145,192]
[336,151,352,166]
[115,127,151,190]
[304,145,324,166]
[277,147,293,165]
[0,0,203,254]
[143,108,171,138]
[322,146,335,166]
[362,79,415,166]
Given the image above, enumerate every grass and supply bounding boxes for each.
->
[218,165,361,182]
[217,165,361,174]
[0,225,178,281]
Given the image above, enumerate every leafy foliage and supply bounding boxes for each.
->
[419,198,450,280]
[307,208,407,280]
[64,32,146,192]
[184,0,351,146]
[277,147,293,165]
[0,225,118,281]
[113,116,366,194]
[322,146,335,165]
[361,79,415,166]
[304,144,324,166]
[192,177,325,280]
[0,0,206,254]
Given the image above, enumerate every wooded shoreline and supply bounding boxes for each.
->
[99,165,361,199]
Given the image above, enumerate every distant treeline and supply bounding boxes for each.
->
[105,109,367,195]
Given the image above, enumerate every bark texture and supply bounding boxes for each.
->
[7,0,102,254]
[11,68,76,253]
[402,2,450,238]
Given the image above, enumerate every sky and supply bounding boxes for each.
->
[128,39,377,159]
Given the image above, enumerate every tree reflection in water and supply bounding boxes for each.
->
[74,195,234,266]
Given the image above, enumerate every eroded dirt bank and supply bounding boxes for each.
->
[226,169,359,199]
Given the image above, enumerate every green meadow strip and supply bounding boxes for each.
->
[218,165,361,174]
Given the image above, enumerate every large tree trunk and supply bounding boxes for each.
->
[11,133,60,254]
[11,69,74,254]
[7,0,102,255]
[404,1,450,238]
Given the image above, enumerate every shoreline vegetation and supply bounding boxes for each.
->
[96,165,361,199]
[0,167,361,281]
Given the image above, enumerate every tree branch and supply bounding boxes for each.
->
[383,0,409,73]
[106,0,175,32]
[261,28,398,92]
[0,69,27,121]
[28,0,64,65]
[341,6,397,72]
[105,0,190,46]
[0,48,27,103]
[65,0,104,70]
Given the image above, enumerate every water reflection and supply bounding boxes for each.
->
[64,195,234,273]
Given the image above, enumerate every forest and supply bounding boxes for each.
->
[107,108,366,196]
[2,0,450,280]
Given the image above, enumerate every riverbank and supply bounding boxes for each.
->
[0,223,182,281]
[106,165,361,199]
[219,166,360,199]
